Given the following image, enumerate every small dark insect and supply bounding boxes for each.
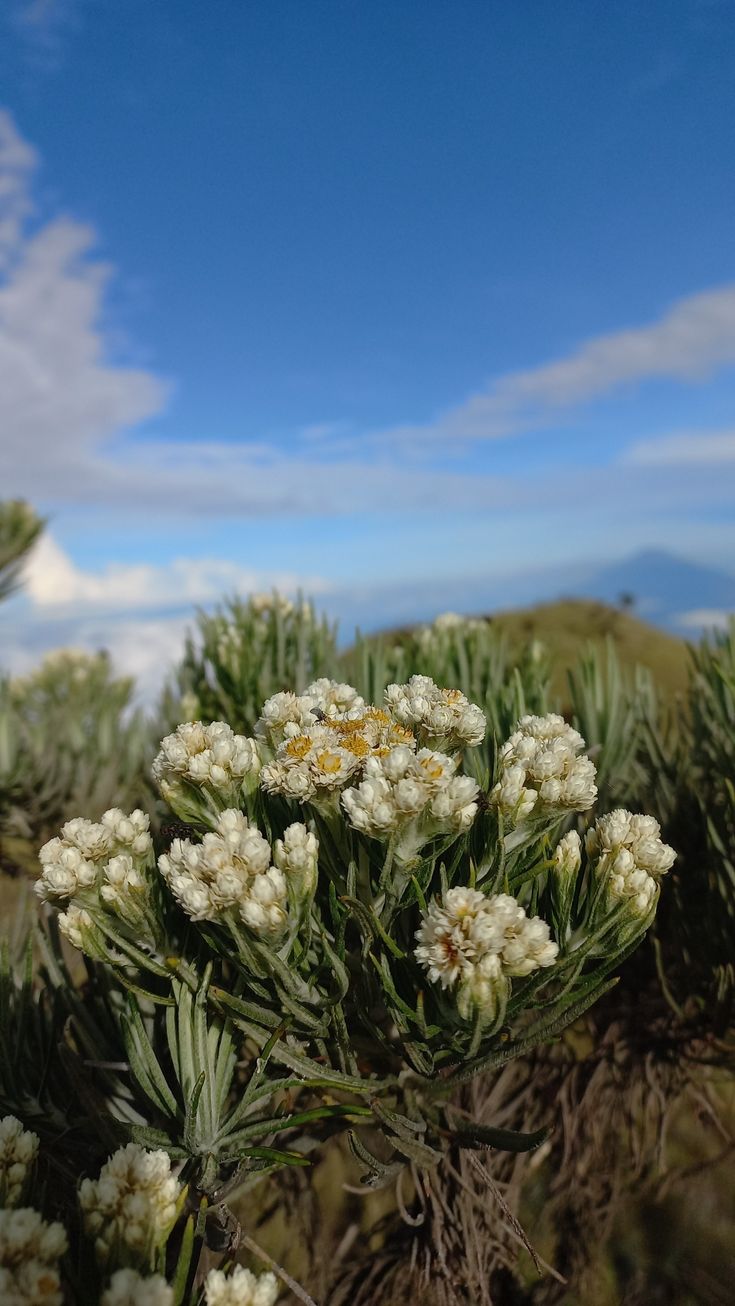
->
[160,820,198,842]
[312,708,327,722]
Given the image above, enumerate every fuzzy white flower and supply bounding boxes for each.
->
[57,904,96,952]
[384,676,486,749]
[79,1144,180,1265]
[204,1264,279,1306]
[415,887,503,988]
[250,591,295,618]
[273,823,319,898]
[342,747,479,854]
[58,817,112,862]
[554,830,582,878]
[100,809,153,862]
[416,887,558,1020]
[153,722,261,804]
[101,1269,174,1306]
[0,1117,39,1209]
[261,726,362,803]
[254,692,320,748]
[0,1207,67,1305]
[158,810,287,933]
[586,809,675,917]
[35,840,97,903]
[491,714,598,820]
[304,677,366,719]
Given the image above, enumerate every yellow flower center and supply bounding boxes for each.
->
[315,750,344,774]
[285,735,312,760]
[344,736,371,757]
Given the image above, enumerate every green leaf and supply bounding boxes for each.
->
[451,1120,550,1153]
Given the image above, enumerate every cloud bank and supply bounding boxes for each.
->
[3,107,735,520]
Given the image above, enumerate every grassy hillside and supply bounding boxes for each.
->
[486,598,691,698]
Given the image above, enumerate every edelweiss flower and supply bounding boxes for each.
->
[101,1269,174,1306]
[158,810,287,932]
[304,677,366,718]
[153,722,261,809]
[204,1264,279,1306]
[255,692,320,748]
[261,726,362,803]
[342,746,479,856]
[0,1117,39,1209]
[491,714,597,820]
[100,809,153,861]
[0,1207,67,1305]
[273,823,319,898]
[554,830,582,879]
[79,1144,180,1265]
[416,887,558,1020]
[586,809,675,916]
[384,676,486,749]
[57,904,98,952]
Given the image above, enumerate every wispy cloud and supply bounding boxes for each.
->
[23,535,331,612]
[623,428,735,466]
[3,107,735,530]
[8,0,81,63]
[0,109,168,497]
[377,284,735,446]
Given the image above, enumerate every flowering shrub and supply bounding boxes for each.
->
[0,661,677,1301]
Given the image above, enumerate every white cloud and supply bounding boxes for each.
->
[676,608,732,632]
[623,428,735,466]
[379,283,735,445]
[3,106,735,529]
[0,108,168,487]
[22,534,330,611]
[8,1,80,61]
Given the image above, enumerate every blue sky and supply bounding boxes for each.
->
[2,0,735,690]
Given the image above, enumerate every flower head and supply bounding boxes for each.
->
[273,823,319,900]
[0,1117,39,1209]
[491,714,597,821]
[586,809,675,918]
[158,810,287,933]
[341,747,479,860]
[153,722,261,815]
[0,1207,67,1305]
[101,1269,173,1306]
[79,1144,181,1266]
[384,676,486,750]
[204,1265,279,1306]
[416,887,558,1021]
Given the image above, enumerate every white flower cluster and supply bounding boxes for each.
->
[101,1269,173,1306]
[79,1144,180,1264]
[260,699,413,806]
[261,724,363,802]
[159,810,289,933]
[205,1265,279,1306]
[384,675,486,749]
[415,886,558,1020]
[417,612,487,649]
[586,809,676,916]
[554,830,582,878]
[250,591,298,618]
[273,822,319,899]
[0,1117,38,1210]
[153,722,261,807]
[342,746,479,860]
[0,1207,67,1305]
[36,810,153,905]
[491,714,598,820]
[255,679,366,751]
